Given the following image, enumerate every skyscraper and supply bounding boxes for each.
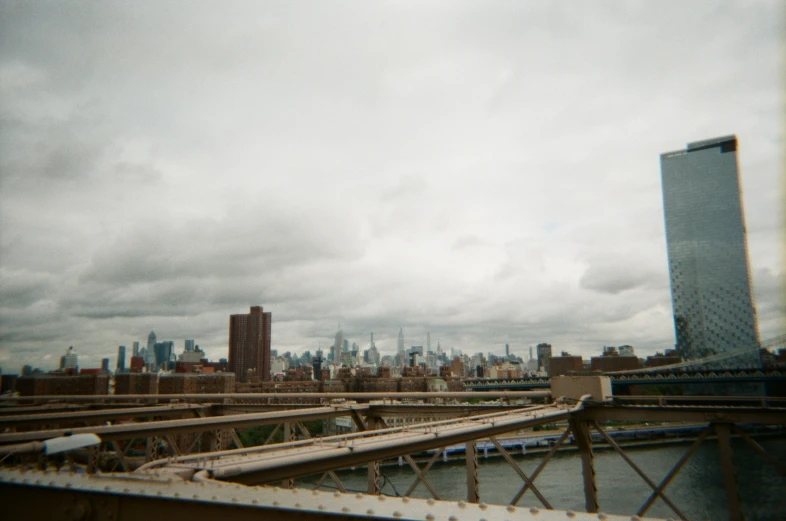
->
[154,341,174,370]
[332,328,344,363]
[116,345,126,372]
[228,306,272,382]
[397,327,406,369]
[660,135,760,366]
[147,331,157,353]
[60,346,78,371]
[536,343,552,375]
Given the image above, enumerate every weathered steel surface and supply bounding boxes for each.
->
[0,405,369,444]
[0,467,667,520]
[142,404,576,485]
[0,404,207,429]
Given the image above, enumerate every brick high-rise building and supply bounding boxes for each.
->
[228,306,272,382]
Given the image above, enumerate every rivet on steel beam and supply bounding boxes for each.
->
[448,516,458,521]
[334,492,342,498]
[393,512,403,519]
[598,514,608,520]
[629,517,641,521]
[507,505,516,513]
[427,499,435,506]
[211,496,217,501]
[479,502,488,510]
[402,497,410,503]
[104,486,112,492]
[566,511,576,518]
[193,495,200,500]
[317,505,325,510]
[367,510,375,515]
[295,503,302,509]
[156,491,162,496]
[426,515,435,521]
[530,507,540,514]
[378,496,386,501]
[123,488,130,493]
[356,493,363,499]
[174,493,180,498]
[272,501,280,507]
[313,491,320,496]
[457,501,466,508]
[341,507,350,513]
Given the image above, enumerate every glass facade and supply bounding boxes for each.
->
[660,135,760,367]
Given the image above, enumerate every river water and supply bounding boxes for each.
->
[306,437,786,520]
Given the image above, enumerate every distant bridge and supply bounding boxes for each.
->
[465,368,786,391]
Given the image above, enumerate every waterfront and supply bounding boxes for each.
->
[310,437,786,520]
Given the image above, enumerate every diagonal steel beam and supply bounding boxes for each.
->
[510,425,573,506]
[263,424,281,445]
[637,424,712,516]
[230,430,244,450]
[403,454,441,499]
[107,440,128,472]
[165,435,183,456]
[311,472,328,491]
[295,422,311,439]
[731,424,786,477]
[327,471,346,493]
[590,421,688,520]
[184,432,204,455]
[350,410,368,432]
[489,437,551,509]
[403,449,444,498]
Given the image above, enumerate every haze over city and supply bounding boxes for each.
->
[0,2,783,372]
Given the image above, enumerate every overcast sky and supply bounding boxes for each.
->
[1,1,783,372]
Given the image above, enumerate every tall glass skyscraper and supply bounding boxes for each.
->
[660,135,760,367]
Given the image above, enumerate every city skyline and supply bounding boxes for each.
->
[0,3,782,371]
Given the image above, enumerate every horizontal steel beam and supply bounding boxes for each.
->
[615,395,786,406]
[366,404,527,417]
[0,468,661,521]
[0,391,550,403]
[577,405,786,425]
[0,405,89,415]
[0,404,208,429]
[0,405,369,444]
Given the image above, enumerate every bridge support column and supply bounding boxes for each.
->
[281,423,294,489]
[465,441,479,503]
[367,461,380,495]
[569,419,598,513]
[715,423,743,521]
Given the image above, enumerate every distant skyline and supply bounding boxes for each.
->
[1,3,783,372]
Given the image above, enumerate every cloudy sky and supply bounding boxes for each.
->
[1,1,783,372]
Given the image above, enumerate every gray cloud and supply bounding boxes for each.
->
[0,1,782,371]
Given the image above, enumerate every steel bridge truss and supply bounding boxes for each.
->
[1,395,785,521]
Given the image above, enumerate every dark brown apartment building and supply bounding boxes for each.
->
[228,305,271,382]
